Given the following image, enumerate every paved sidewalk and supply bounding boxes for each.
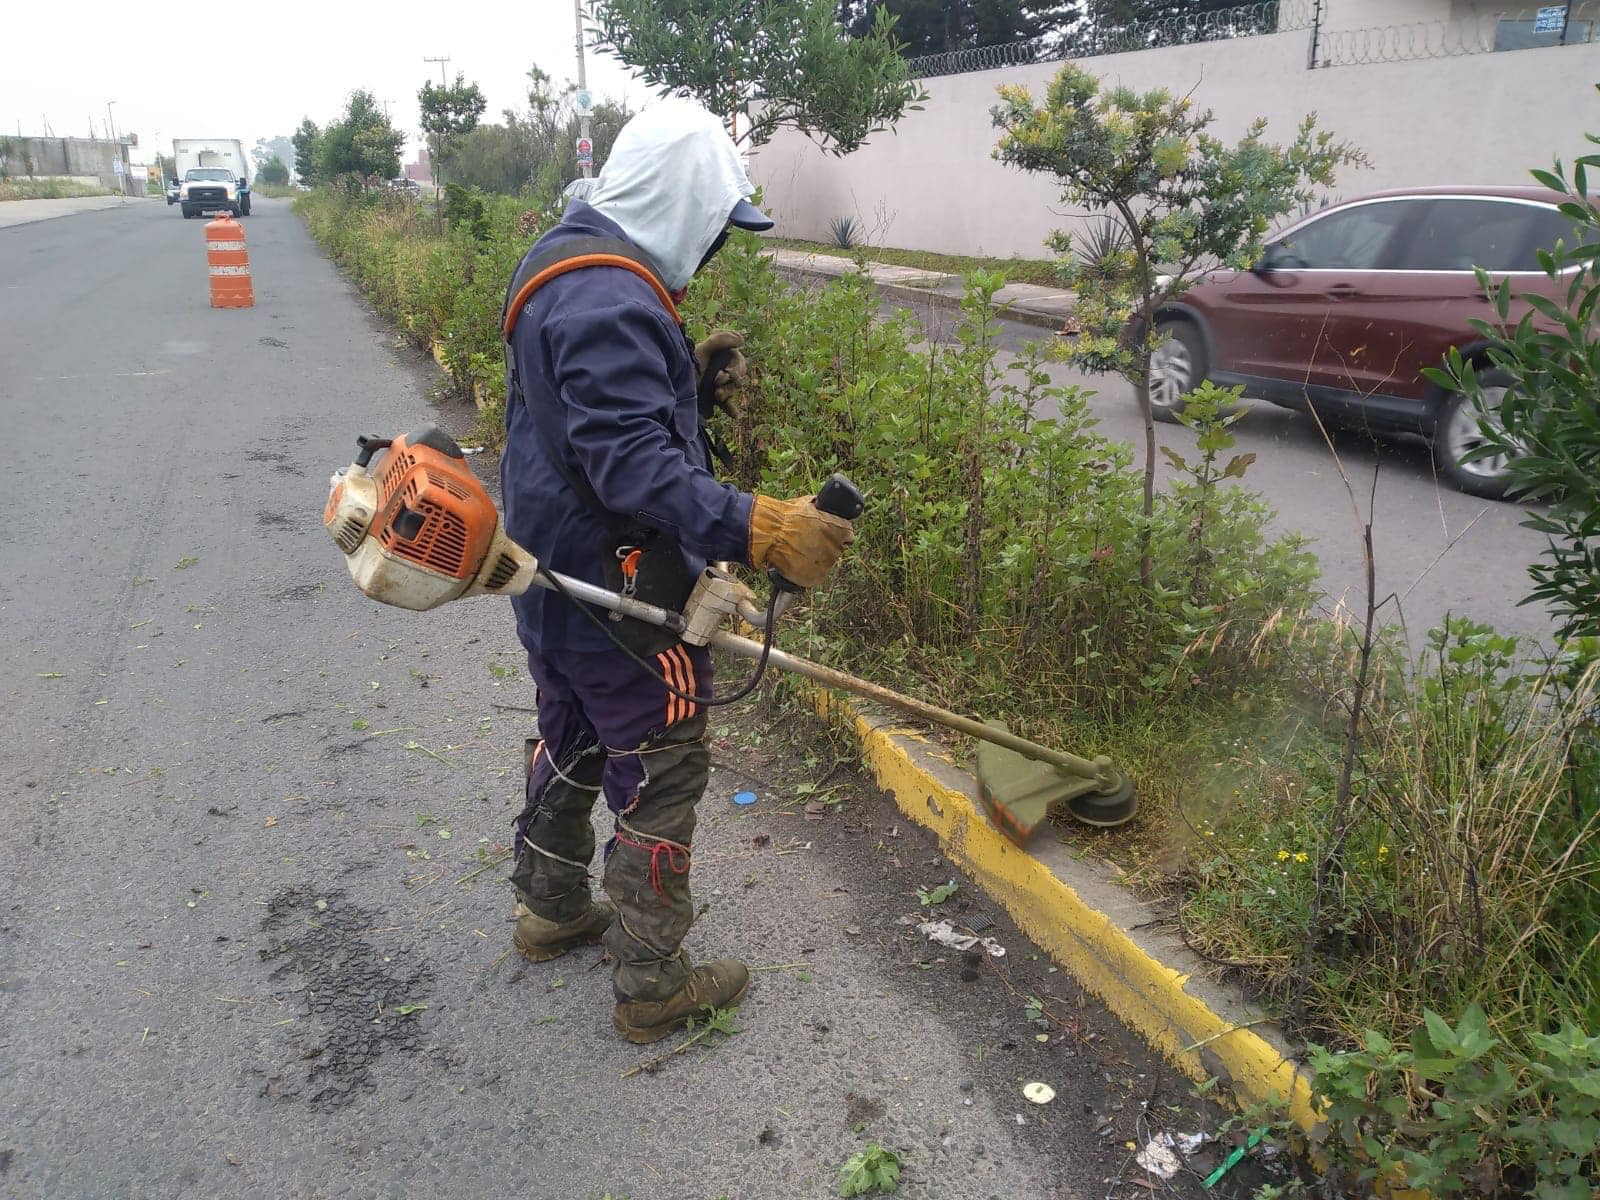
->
[764,245,1076,331]
[0,194,150,229]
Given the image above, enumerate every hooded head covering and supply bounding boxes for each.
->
[586,97,770,292]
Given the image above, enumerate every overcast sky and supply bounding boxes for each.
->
[2,0,651,166]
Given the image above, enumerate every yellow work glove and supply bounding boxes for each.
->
[748,495,855,589]
[693,330,749,418]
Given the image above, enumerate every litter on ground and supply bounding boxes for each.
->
[916,919,1005,958]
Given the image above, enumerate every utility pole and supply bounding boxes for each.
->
[106,101,126,201]
[573,0,592,179]
[422,55,451,199]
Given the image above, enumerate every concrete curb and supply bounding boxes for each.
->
[810,687,1320,1132]
[767,256,1074,332]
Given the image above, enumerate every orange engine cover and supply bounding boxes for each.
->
[369,431,499,581]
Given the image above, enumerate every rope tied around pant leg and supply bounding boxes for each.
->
[613,817,691,897]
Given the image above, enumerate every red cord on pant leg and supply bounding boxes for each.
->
[612,825,691,896]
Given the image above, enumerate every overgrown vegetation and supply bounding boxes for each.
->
[689,235,1316,728]
[296,185,552,412]
[297,156,1599,1194]
[0,177,111,201]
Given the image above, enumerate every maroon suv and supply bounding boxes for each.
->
[1149,186,1579,498]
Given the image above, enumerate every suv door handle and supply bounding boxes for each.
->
[1327,283,1359,299]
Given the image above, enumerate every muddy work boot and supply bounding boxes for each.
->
[512,897,617,962]
[612,958,750,1044]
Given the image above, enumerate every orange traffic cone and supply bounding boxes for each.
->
[205,214,254,309]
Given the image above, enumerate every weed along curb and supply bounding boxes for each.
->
[430,339,494,412]
[809,687,1321,1132]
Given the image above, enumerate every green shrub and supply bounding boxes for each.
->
[685,234,1316,730]
[295,185,554,403]
[1312,1005,1600,1196]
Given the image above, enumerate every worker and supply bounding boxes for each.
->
[498,97,855,1044]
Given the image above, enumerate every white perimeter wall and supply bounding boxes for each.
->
[747,29,1600,259]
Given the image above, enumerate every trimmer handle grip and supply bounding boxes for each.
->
[768,472,864,594]
[815,472,865,521]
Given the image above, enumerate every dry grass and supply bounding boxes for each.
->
[0,178,114,201]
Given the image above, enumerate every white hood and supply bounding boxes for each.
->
[587,97,755,292]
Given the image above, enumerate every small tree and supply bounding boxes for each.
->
[316,91,406,191]
[1427,116,1600,641]
[252,135,296,177]
[419,71,487,192]
[292,119,321,185]
[257,156,290,186]
[992,65,1361,584]
[587,0,928,154]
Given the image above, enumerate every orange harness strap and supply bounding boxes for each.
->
[501,253,682,340]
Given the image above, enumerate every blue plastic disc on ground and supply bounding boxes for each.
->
[732,790,757,806]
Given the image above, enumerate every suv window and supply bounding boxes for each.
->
[1524,203,1594,257]
[1276,200,1414,269]
[1392,198,1562,272]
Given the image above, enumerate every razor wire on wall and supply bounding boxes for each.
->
[904,0,1317,79]
[1313,1,1598,66]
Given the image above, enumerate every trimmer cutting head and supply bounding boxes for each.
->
[975,722,1138,846]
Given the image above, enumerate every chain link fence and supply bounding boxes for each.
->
[1314,1,1598,66]
[904,0,1317,79]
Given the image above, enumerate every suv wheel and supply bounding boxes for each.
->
[1432,369,1518,500]
[1149,320,1207,424]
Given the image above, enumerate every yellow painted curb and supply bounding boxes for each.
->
[811,688,1320,1132]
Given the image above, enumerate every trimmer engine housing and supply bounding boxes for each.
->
[323,425,537,611]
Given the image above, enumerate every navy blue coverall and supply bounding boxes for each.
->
[500,202,752,1001]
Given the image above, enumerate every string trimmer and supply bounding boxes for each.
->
[322,424,1137,842]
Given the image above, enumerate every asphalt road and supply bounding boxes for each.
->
[896,299,1555,649]
[0,200,1248,1199]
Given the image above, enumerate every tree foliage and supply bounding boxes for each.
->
[992,64,1361,581]
[292,119,321,185]
[444,68,630,196]
[252,135,296,178]
[310,91,406,190]
[587,0,928,154]
[256,156,290,186]
[1427,113,1600,641]
[838,0,1079,57]
[418,71,487,187]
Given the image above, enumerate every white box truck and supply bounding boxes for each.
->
[171,138,251,219]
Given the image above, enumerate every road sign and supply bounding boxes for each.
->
[113,159,124,175]
[576,137,594,166]
[574,90,595,116]
[1535,4,1568,32]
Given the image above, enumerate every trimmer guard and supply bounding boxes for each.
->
[976,721,1138,846]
